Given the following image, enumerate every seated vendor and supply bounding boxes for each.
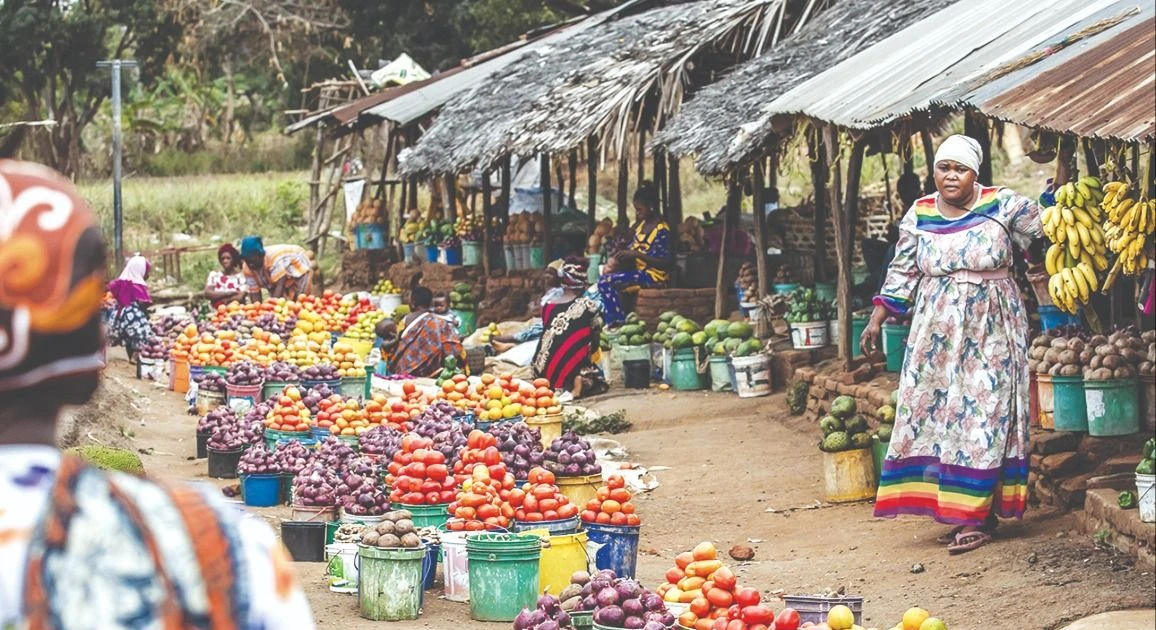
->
[204,243,247,307]
[597,181,672,326]
[490,263,565,353]
[381,286,464,378]
[239,235,315,301]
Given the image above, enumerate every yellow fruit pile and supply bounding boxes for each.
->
[1101,179,1154,284]
[1042,176,1107,314]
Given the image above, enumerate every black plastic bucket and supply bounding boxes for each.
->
[195,430,209,459]
[207,447,243,479]
[281,521,326,562]
[623,360,650,389]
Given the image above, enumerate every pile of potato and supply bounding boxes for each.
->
[1029,332,1086,377]
[351,199,386,225]
[506,212,545,245]
[587,219,615,254]
[359,509,422,548]
[1083,328,1151,381]
[677,217,706,252]
[736,261,758,301]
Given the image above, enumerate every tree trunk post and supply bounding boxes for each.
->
[809,131,829,283]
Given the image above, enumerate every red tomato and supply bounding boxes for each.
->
[712,566,737,591]
[482,447,501,466]
[725,620,744,630]
[607,474,625,490]
[709,619,728,630]
[438,490,456,503]
[424,491,440,504]
[581,510,598,523]
[426,464,448,482]
[735,587,761,608]
[706,588,733,609]
[740,605,774,625]
[774,608,801,630]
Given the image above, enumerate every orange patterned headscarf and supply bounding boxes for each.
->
[0,160,107,392]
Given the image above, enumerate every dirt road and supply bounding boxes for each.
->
[103,361,1154,630]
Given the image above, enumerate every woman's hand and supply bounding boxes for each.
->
[859,305,888,356]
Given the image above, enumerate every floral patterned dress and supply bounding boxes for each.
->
[873,186,1040,527]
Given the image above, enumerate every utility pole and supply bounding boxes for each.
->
[97,59,137,266]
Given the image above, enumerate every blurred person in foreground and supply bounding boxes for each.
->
[0,160,314,628]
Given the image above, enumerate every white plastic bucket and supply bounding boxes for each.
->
[442,531,470,602]
[325,542,359,593]
[341,510,387,527]
[790,321,828,349]
[1138,473,1155,523]
[378,293,403,315]
[731,354,771,398]
[826,319,840,347]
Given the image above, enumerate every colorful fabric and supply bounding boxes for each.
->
[239,235,265,257]
[631,220,671,282]
[243,244,313,298]
[0,160,107,393]
[108,302,155,354]
[873,186,1040,527]
[598,270,659,326]
[558,260,588,289]
[514,321,544,344]
[388,312,463,378]
[532,297,602,390]
[1,447,313,629]
[207,270,246,307]
[933,134,982,173]
[108,255,152,309]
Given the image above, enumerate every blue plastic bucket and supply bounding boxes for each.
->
[403,243,415,263]
[443,246,462,265]
[1039,305,1080,331]
[773,283,800,295]
[354,224,387,250]
[422,542,440,591]
[426,246,439,263]
[584,523,640,579]
[241,474,281,507]
[311,427,332,442]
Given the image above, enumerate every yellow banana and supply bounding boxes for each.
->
[1070,264,1089,301]
[1103,181,1126,193]
[1077,263,1099,293]
[1066,226,1081,254]
[1090,226,1103,245]
[1080,175,1101,190]
[1061,207,1075,226]
[1048,274,1065,307]
[1076,223,1092,248]
[1076,181,1091,199]
[1056,223,1067,243]
[1093,253,1108,271]
[1073,207,1092,228]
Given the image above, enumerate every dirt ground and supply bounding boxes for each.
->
[97,359,1155,630]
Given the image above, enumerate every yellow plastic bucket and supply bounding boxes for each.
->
[338,336,373,360]
[557,474,602,508]
[526,529,588,596]
[822,448,877,503]
[526,413,563,450]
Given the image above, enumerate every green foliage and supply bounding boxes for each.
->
[66,445,145,474]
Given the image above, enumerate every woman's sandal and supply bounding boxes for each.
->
[947,530,994,554]
[935,526,966,544]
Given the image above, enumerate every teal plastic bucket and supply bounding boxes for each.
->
[708,356,732,392]
[851,318,868,358]
[262,381,294,401]
[668,348,704,391]
[462,240,482,266]
[1051,375,1088,432]
[466,533,542,621]
[341,377,367,401]
[882,323,909,372]
[871,435,887,486]
[587,253,602,284]
[1085,379,1139,437]
[529,246,545,268]
[354,224,387,250]
[454,309,477,336]
[398,503,451,530]
[772,283,800,295]
[814,282,836,302]
[357,544,425,621]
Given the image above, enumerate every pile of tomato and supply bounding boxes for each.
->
[508,468,580,522]
[452,429,509,483]
[446,465,517,531]
[658,542,793,630]
[580,474,641,526]
[385,436,456,505]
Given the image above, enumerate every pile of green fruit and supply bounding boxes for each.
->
[434,355,464,387]
[874,389,899,443]
[785,288,834,324]
[653,311,705,350]
[1137,438,1155,475]
[818,395,872,452]
[705,318,761,358]
[372,279,400,295]
[449,282,476,311]
[615,313,653,347]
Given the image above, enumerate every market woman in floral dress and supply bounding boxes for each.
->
[860,135,1042,554]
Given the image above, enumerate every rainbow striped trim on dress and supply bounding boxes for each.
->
[913,186,1004,235]
[873,294,912,316]
[873,455,1028,526]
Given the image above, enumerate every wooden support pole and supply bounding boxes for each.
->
[654,146,668,225]
[919,127,936,193]
[752,160,768,300]
[482,169,492,276]
[568,150,578,211]
[808,132,830,282]
[1082,138,1101,178]
[715,177,741,319]
[667,153,682,227]
[964,112,992,185]
[617,150,629,226]
[541,154,552,262]
[586,136,598,234]
[637,128,647,188]
[500,155,512,221]
[445,174,457,224]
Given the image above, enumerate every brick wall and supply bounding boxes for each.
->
[777,196,891,283]
[634,288,716,324]
[794,361,897,425]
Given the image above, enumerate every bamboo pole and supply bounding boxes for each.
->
[617,151,629,226]
[654,146,668,226]
[568,150,578,212]
[715,178,741,319]
[637,128,647,188]
[667,153,682,228]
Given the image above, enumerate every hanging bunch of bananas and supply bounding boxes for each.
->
[1100,179,1154,284]
[1041,176,1107,313]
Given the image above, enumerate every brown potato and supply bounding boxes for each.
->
[1102,355,1123,370]
[1058,350,1079,365]
[377,534,402,548]
[362,532,381,547]
[394,519,415,535]
[376,521,396,536]
[1067,338,1086,353]
[399,532,422,548]
[1059,364,1081,376]
[1051,338,1070,350]
[1114,367,1136,379]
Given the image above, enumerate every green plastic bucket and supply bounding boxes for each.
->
[399,503,451,530]
[1085,379,1139,437]
[1051,375,1088,432]
[572,610,594,629]
[325,520,339,546]
[462,240,482,266]
[264,429,285,452]
[882,323,909,372]
[851,318,868,358]
[871,435,888,486]
[529,246,545,268]
[708,356,733,392]
[262,381,295,401]
[466,533,542,621]
[668,348,704,391]
[814,282,836,302]
[341,377,367,401]
[454,309,477,337]
[357,544,425,621]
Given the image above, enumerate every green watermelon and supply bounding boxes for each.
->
[690,331,707,346]
[671,332,693,349]
[675,319,699,333]
[726,321,753,340]
[659,311,678,323]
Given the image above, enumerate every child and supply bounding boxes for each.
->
[431,292,462,330]
[368,318,398,376]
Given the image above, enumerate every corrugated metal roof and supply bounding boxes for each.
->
[944,11,1155,141]
[756,0,1135,130]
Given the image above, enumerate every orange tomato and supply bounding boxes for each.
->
[600,499,622,514]
[705,588,733,609]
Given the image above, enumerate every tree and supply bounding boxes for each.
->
[0,0,181,176]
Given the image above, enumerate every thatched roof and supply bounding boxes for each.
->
[399,0,807,178]
[653,0,956,176]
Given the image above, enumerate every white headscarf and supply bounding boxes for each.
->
[117,255,150,285]
[934,134,983,174]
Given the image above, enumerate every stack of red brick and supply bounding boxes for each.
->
[1028,431,1147,510]
[793,358,897,424]
[633,288,717,324]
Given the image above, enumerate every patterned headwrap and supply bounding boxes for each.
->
[0,160,107,392]
[217,242,240,261]
[559,258,588,289]
[239,235,265,258]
